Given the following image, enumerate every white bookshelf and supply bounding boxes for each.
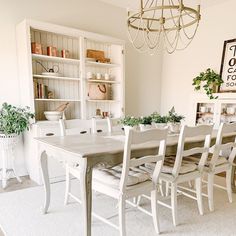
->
[16,19,125,184]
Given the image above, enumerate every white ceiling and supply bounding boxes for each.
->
[100,0,227,10]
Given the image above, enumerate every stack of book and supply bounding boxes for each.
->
[34,81,48,99]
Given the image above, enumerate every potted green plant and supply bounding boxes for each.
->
[120,116,139,135]
[167,107,184,133]
[139,115,153,131]
[192,68,224,99]
[151,112,168,129]
[0,103,35,142]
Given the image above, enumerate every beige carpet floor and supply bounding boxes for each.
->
[0,177,235,236]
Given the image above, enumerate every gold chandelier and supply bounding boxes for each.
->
[127,0,201,54]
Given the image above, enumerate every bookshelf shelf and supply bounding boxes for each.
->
[33,74,80,81]
[87,99,120,103]
[87,79,120,84]
[35,98,81,102]
[32,54,80,64]
[85,61,120,68]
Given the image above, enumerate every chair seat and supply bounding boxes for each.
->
[93,165,150,188]
[183,155,228,167]
[145,157,197,175]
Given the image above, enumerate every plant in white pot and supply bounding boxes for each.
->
[167,107,184,133]
[139,115,153,131]
[120,116,139,135]
[0,103,34,137]
[0,103,34,188]
[151,112,168,129]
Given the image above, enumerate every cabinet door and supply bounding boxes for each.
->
[217,100,236,126]
[194,100,218,128]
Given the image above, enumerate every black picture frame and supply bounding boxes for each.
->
[220,38,236,92]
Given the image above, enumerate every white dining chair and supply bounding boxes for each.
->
[91,117,122,134]
[143,125,213,226]
[92,128,168,235]
[203,123,236,211]
[59,119,92,205]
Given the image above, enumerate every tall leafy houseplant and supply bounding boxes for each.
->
[192,68,224,99]
[0,103,35,135]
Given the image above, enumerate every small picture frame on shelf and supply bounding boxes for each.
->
[220,38,236,92]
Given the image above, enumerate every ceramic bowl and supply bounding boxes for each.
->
[44,111,62,121]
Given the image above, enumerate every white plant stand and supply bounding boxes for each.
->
[0,134,22,189]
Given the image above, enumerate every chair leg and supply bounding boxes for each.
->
[151,189,160,234]
[171,183,178,226]
[207,173,214,212]
[226,168,233,203]
[64,165,71,205]
[166,181,170,197]
[119,197,126,236]
[159,180,164,197]
[195,177,203,215]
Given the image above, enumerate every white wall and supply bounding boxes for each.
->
[0,0,162,177]
[160,0,236,123]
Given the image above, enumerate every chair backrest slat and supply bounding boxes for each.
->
[59,119,92,136]
[172,125,213,177]
[210,123,236,169]
[120,128,168,191]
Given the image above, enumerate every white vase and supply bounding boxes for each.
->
[153,123,168,129]
[168,123,181,133]
[139,124,153,131]
[0,133,20,149]
[123,125,137,136]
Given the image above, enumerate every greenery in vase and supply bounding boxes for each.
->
[120,116,139,127]
[168,107,185,123]
[0,103,35,135]
[151,112,168,124]
[192,68,224,99]
[139,116,152,125]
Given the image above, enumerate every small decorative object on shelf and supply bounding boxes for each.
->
[88,83,110,100]
[0,103,34,188]
[167,107,185,133]
[31,42,42,54]
[192,68,224,99]
[61,49,70,58]
[47,46,57,56]
[47,91,54,99]
[44,102,69,121]
[36,60,61,77]
[86,49,111,63]
[96,108,102,117]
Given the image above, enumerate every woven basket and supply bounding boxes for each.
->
[0,133,19,150]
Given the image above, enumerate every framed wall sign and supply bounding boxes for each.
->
[220,38,236,92]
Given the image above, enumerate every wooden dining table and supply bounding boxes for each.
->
[35,130,236,236]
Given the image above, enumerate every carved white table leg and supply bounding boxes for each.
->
[40,151,51,214]
[80,159,92,236]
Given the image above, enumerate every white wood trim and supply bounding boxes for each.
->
[33,74,80,81]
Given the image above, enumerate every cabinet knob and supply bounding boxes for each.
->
[45,133,54,136]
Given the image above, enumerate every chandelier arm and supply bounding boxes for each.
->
[176,23,200,50]
[163,26,179,49]
[148,0,159,29]
[127,18,147,49]
[169,0,181,28]
[165,30,180,54]
[180,14,200,40]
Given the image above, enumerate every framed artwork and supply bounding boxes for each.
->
[220,38,236,92]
